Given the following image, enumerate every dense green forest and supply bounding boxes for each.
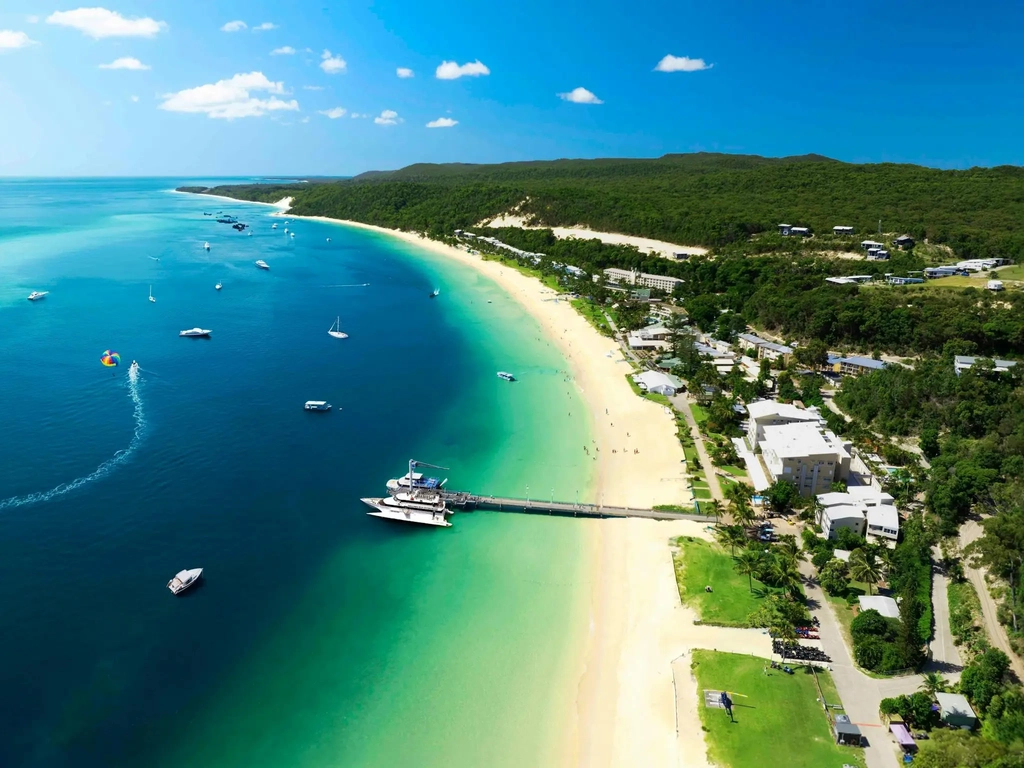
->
[186,152,1024,259]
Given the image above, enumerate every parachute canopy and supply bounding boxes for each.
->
[100,350,121,368]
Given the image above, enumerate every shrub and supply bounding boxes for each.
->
[855,636,885,670]
[820,559,850,596]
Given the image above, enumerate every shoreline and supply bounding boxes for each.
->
[271,208,688,510]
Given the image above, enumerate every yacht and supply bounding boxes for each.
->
[215,282,222,290]
[179,327,211,338]
[149,285,156,303]
[361,492,451,527]
[304,400,332,412]
[27,291,49,301]
[386,471,446,494]
[255,260,270,270]
[328,316,348,339]
[204,242,210,251]
[272,223,278,229]
[497,371,516,382]
[167,567,203,595]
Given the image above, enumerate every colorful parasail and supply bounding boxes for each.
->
[100,350,121,367]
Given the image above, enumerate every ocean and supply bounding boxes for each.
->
[0,179,594,767]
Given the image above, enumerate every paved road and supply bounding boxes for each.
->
[929,567,963,672]
[960,520,1024,681]
[669,394,724,504]
[800,561,921,768]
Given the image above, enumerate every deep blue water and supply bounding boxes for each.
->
[0,179,592,767]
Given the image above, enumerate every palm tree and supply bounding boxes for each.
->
[707,500,722,523]
[715,524,747,555]
[919,672,949,697]
[770,558,803,598]
[726,481,754,508]
[734,549,762,593]
[732,498,756,528]
[848,549,882,595]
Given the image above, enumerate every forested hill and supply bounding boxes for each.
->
[188,153,1024,260]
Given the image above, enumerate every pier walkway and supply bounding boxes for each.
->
[442,491,715,523]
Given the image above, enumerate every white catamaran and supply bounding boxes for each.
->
[328,317,348,339]
[363,459,452,527]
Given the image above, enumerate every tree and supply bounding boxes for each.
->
[854,636,885,670]
[706,499,722,522]
[919,672,950,696]
[770,557,803,597]
[851,608,898,642]
[913,729,1007,768]
[967,505,1024,632]
[819,559,850,596]
[848,548,882,595]
[714,524,746,555]
[763,480,799,517]
[920,427,941,459]
[794,339,829,370]
[733,549,762,593]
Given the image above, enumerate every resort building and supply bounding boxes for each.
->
[816,487,899,544]
[827,355,886,376]
[958,258,1009,271]
[825,275,873,285]
[736,332,793,364]
[603,268,684,293]
[627,324,672,350]
[887,276,925,285]
[633,370,684,396]
[746,400,826,445]
[954,356,1019,375]
[860,240,884,251]
[924,266,965,278]
[893,235,916,250]
[866,248,891,260]
[759,421,851,497]
[833,225,855,235]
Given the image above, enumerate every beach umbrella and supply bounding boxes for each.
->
[100,350,121,367]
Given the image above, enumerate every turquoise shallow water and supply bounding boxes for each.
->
[0,179,593,767]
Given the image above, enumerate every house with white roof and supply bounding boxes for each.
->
[633,370,684,396]
[858,595,900,619]
[760,421,851,497]
[816,487,899,544]
[954,356,1019,376]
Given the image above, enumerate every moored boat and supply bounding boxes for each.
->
[255,260,269,270]
[304,400,332,412]
[179,327,211,337]
[167,567,203,595]
[497,371,516,382]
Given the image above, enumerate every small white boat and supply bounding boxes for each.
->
[179,328,211,338]
[167,567,203,595]
[248,231,252,237]
[304,400,332,412]
[215,282,222,291]
[284,220,290,225]
[290,232,295,239]
[429,288,440,298]
[328,316,349,339]
[497,371,516,382]
[326,237,331,242]
[284,228,289,234]
[272,223,278,229]
[27,291,48,301]
[255,260,269,270]
[204,242,210,251]
[149,285,156,303]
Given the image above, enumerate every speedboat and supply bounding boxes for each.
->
[272,223,278,229]
[27,291,48,301]
[290,232,295,239]
[304,400,332,412]
[215,282,222,290]
[179,328,211,337]
[326,237,331,242]
[255,260,269,270]
[429,288,440,298]
[149,285,156,303]
[167,568,203,595]
[204,242,210,251]
[284,227,289,234]
[497,371,516,382]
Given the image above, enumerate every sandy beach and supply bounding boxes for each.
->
[274,206,688,510]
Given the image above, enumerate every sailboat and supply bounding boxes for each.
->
[149,285,156,303]
[328,317,349,339]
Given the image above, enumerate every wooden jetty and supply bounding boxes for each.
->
[442,491,715,523]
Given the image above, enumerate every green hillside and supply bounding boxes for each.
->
[187,153,1024,259]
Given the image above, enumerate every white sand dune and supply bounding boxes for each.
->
[483,214,707,259]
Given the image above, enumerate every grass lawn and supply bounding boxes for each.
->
[694,489,713,501]
[691,402,709,424]
[570,298,614,337]
[719,476,739,492]
[720,465,748,478]
[692,651,865,768]
[827,583,869,649]
[673,537,772,625]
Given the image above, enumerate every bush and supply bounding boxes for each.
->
[852,609,899,642]
[855,636,885,670]
[812,548,834,570]
[820,559,850,596]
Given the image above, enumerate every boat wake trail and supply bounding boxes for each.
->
[323,283,370,288]
[0,365,146,510]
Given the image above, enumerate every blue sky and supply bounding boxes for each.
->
[1,0,1023,175]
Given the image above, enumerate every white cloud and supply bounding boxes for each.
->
[46,8,166,38]
[374,109,400,125]
[159,71,299,120]
[426,117,457,128]
[26,15,40,23]
[318,106,347,119]
[396,67,414,78]
[654,54,712,73]
[558,87,603,104]
[252,22,277,32]
[302,85,324,91]
[271,46,295,55]
[99,56,150,70]
[0,30,37,49]
[131,94,139,102]
[221,20,246,32]
[301,116,310,123]
[435,59,489,79]
[350,112,367,118]
[320,49,346,74]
